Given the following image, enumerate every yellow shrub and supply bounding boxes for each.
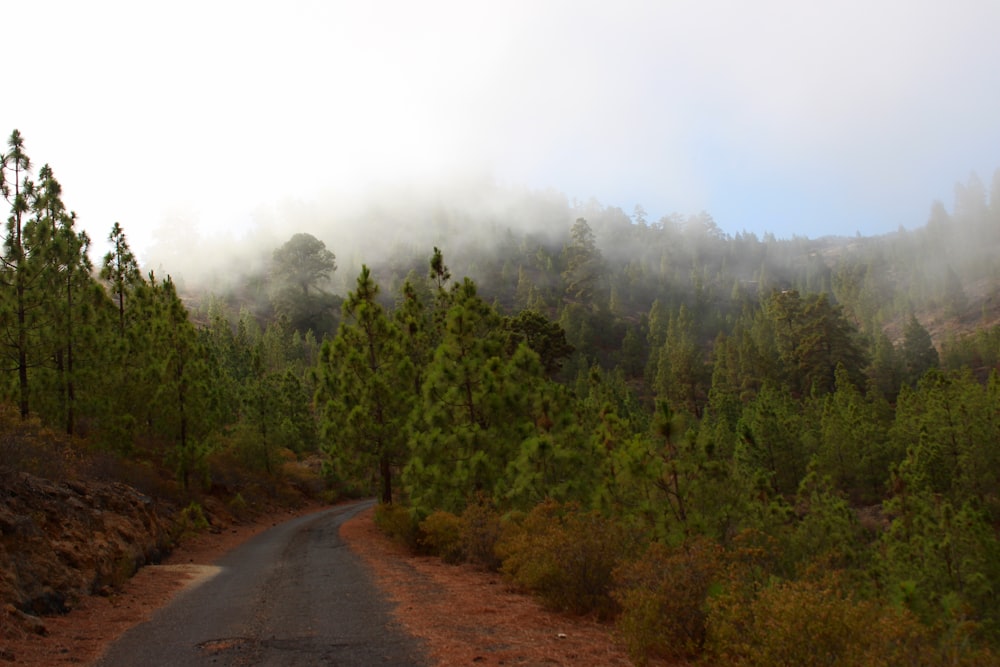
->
[612,537,723,664]
[419,510,464,563]
[704,571,997,666]
[459,497,502,570]
[496,500,625,618]
[374,502,421,550]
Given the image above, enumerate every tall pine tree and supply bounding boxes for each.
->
[316,266,413,503]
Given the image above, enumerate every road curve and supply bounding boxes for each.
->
[95,500,428,666]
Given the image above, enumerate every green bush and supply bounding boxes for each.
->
[612,536,723,664]
[228,492,251,520]
[172,501,210,541]
[496,500,626,618]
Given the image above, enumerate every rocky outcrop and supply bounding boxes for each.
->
[0,469,175,615]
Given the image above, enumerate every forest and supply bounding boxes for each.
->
[4,127,1000,665]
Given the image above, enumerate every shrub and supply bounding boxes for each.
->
[612,536,723,664]
[228,492,251,521]
[496,500,626,618]
[374,502,421,551]
[172,501,210,542]
[459,496,503,570]
[417,498,504,568]
[0,408,71,480]
[704,570,998,667]
[419,510,464,562]
[280,460,325,499]
[109,551,138,589]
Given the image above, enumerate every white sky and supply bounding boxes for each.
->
[4,0,1000,261]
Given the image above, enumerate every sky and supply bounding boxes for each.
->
[4,0,1000,263]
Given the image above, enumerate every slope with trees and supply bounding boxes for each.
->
[4,127,1000,664]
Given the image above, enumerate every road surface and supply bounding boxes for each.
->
[96,500,428,666]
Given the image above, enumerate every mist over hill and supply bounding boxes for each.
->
[160,168,1000,355]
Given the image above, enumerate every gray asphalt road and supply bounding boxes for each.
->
[95,500,428,666]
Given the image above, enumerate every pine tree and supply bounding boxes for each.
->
[270,232,338,334]
[429,245,451,294]
[562,218,604,305]
[763,290,867,397]
[880,455,1000,636]
[735,383,809,497]
[316,265,412,503]
[654,305,705,416]
[815,365,891,503]
[394,277,433,396]
[34,165,101,434]
[901,313,938,386]
[146,276,215,489]
[239,352,301,474]
[867,330,903,401]
[889,369,1000,510]
[100,222,142,337]
[404,278,537,514]
[502,309,574,378]
[497,376,597,510]
[0,130,42,418]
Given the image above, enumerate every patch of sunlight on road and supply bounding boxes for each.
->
[151,564,223,591]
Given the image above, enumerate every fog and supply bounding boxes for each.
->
[142,174,577,291]
[5,1,1000,282]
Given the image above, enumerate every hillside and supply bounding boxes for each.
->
[3,129,1000,665]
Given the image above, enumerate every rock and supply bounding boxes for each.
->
[3,604,47,636]
[0,469,175,615]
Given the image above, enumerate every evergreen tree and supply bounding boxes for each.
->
[429,245,452,294]
[561,217,604,306]
[618,325,646,378]
[404,278,553,514]
[889,370,1000,511]
[867,330,903,401]
[901,313,938,386]
[316,266,412,503]
[495,353,598,510]
[270,232,338,334]
[394,277,433,396]
[34,166,101,434]
[764,290,867,397]
[786,469,868,575]
[0,130,43,418]
[736,383,809,497]
[706,332,744,428]
[654,305,705,416]
[502,309,574,378]
[237,352,313,474]
[815,365,892,503]
[146,276,215,489]
[100,222,142,337]
[514,265,533,311]
[880,457,1000,638]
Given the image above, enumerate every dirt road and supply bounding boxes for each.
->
[94,500,427,666]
